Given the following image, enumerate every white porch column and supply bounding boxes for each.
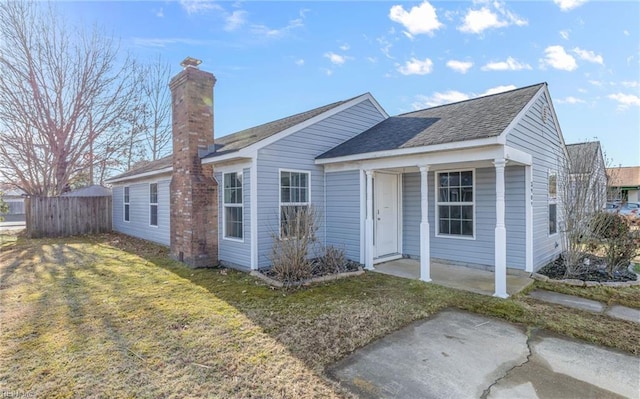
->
[419,165,432,282]
[365,170,374,270]
[493,158,508,298]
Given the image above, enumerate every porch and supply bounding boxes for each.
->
[373,258,534,296]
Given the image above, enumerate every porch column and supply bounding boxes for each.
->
[365,170,374,270]
[493,158,508,298]
[419,165,432,282]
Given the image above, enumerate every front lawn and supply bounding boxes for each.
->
[1,233,638,398]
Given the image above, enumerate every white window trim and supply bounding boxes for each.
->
[278,168,312,239]
[149,183,158,228]
[434,168,476,240]
[222,170,244,242]
[123,186,130,223]
[548,169,558,237]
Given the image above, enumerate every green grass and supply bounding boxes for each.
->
[1,233,638,398]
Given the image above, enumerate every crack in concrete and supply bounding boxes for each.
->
[480,327,537,399]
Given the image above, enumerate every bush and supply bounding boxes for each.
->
[314,245,347,275]
[588,212,638,273]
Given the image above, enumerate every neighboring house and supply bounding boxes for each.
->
[61,185,112,197]
[106,59,570,298]
[566,141,607,212]
[0,188,26,216]
[607,166,640,202]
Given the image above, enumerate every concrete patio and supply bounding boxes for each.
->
[372,258,533,296]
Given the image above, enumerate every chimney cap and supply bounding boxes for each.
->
[180,57,202,69]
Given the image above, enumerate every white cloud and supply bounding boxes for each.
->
[224,10,247,31]
[250,15,304,38]
[559,30,570,40]
[397,57,434,75]
[588,80,603,86]
[554,0,587,11]
[179,0,222,14]
[367,57,378,63]
[624,30,630,36]
[573,47,604,64]
[481,57,532,71]
[324,52,351,65]
[389,1,443,37]
[412,85,516,109]
[339,43,350,51]
[295,59,304,66]
[446,60,473,74]
[413,91,469,108]
[540,45,578,71]
[557,96,586,104]
[482,85,517,96]
[458,2,527,34]
[154,8,164,18]
[322,68,333,76]
[608,93,640,109]
[621,81,639,88]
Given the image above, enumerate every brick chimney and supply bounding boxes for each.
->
[169,57,218,267]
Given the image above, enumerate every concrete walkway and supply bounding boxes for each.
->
[529,289,640,324]
[373,259,533,297]
[330,310,640,399]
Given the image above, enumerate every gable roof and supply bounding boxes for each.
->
[317,83,545,160]
[201,98,353,159]
[566,141,603,174]
[107,93,379,183]
[61,185,112,197]
[607,166,640,188]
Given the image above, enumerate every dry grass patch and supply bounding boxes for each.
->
[1,233,638,398]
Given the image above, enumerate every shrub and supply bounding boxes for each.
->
[314,245,347,275]
[268,206,318,284]
[588,212,638,273]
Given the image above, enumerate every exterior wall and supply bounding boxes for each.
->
[112,177,170,246]
[506,92,566,270]
[401,166,526,270]
[215,168,251,270]
[325,170,361,261]
[256,99,386,267]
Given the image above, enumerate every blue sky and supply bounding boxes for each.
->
[60,0,639,166]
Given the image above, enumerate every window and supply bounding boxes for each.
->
[436,170,474,237]
[223,172,243,240]
[548,170,557,235]
[149,183,158,227]
[280,170,310,238]
[123,187,130,222]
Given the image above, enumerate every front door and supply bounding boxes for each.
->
[375,172,399,257]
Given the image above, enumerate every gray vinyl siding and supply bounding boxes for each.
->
[112,178,170,246]
[256,99,386,267]
[325,170,361,261]
[506,92,565,270]
[216,168,251,269]
[402,166,526,270]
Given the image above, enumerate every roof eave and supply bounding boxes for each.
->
[105,167,173,184]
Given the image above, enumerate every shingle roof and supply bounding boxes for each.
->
[108,156,173,181]
[607,166,640,187]
[109,96,355,182]
[201,98,351,159]
[566,142,601,173]
[318,83,545,159]
[61,185,112,197]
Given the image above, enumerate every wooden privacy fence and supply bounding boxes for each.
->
[26,196,112,238]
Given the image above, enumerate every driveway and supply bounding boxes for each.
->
[329,310,639,398]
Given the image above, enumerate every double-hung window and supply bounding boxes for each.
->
[149,183,158,227]
[548,170,557,235]
[436,170,474,238]
[123,187,130,222]
[280,170,310,238]
[223,172,243,240]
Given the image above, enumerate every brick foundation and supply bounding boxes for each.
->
[169,63,218,267]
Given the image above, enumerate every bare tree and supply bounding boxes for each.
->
[0,2,138,195]
[558,141,609,276]
[141,56,172,161]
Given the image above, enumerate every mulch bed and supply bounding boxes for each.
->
[538,254,637,282]
[259,259,362,281]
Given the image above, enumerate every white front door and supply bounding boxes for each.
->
[375,172,399,257]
